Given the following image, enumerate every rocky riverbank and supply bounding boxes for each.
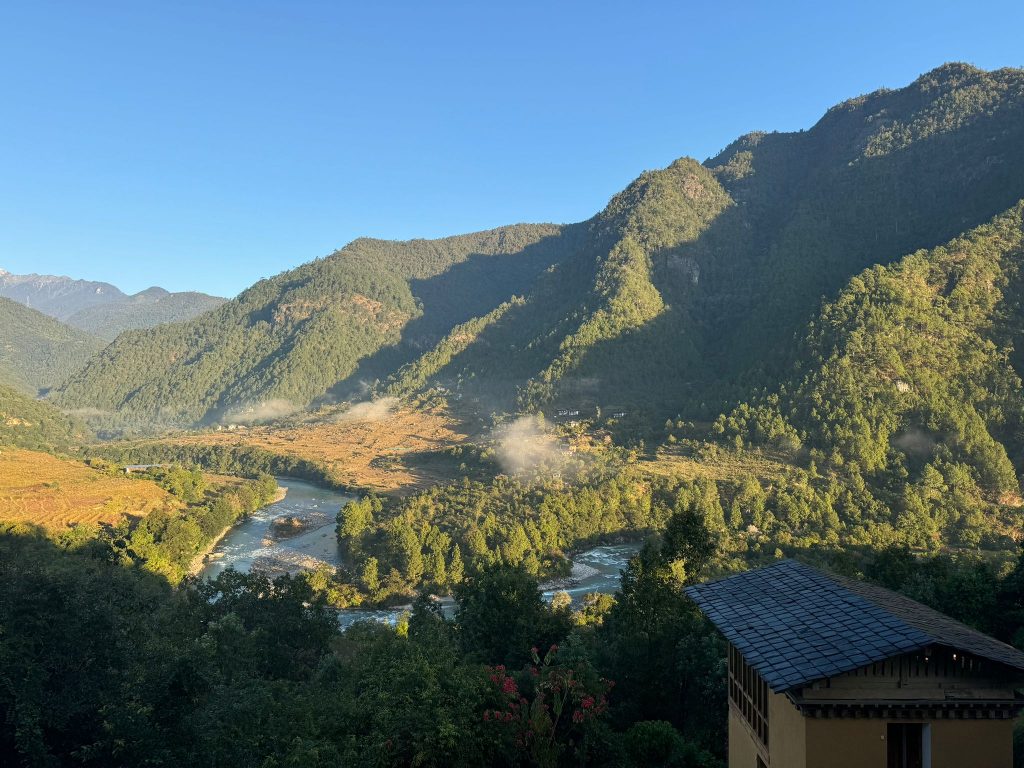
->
[188,483,288,576]
[539,560,600,591]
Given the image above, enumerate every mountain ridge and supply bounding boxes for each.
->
[53,63,1024,433]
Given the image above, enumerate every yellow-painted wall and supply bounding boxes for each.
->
[805,718,887,767]
[767,691,806,768]
[799,717,1013,768]
[730,696,1015,767]
[930,719,1014,768]
[728,708,763,768]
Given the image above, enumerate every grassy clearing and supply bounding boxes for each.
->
[640,444,798,484]
[0,448,177,531]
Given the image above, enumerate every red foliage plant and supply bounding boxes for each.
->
[482,645,613,767]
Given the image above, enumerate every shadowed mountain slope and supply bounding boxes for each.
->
[0,298,105,394]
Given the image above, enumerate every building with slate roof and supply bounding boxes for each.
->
[685,559,1024,768]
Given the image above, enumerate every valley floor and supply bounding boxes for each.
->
[161,405,474,495]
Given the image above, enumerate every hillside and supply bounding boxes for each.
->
[698,63,1024,388]
[0,297,105,394]
[717,202,1024,551]
[0,270,226,340]
[450,63,1024,416]
[451,156,732,413]
[56,64,1024,431]
[56,224,569,427]
[794,203,1024,489]
[0,383,88,450]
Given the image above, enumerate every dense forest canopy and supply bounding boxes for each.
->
[5,486,1024,766]
[0,297,104,395]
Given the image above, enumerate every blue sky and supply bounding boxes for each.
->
[2,1,1022,298]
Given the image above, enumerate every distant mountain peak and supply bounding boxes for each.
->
[0,269,225,340]
[135,286,171,299]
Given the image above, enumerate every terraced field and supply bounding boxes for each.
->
[0,448,177,531]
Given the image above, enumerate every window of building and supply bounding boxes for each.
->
[887,723,931,768]
[728,644,769,748]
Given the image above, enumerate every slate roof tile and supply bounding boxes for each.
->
[684,559,1024,692]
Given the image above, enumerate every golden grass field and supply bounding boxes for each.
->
[0,448,177,531]
[167,405,472,495]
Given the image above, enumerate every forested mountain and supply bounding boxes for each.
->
[56,64,1024,430]
[714,203,1024,552]
[56,225,571,427]
[792,204,1024,495]
[452,62,1024,415]
[64,287,227,341]
[0,269,225,340]
[0,298,105,394]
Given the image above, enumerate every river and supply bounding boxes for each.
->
[198,478,641,628]
[198,478,354,580]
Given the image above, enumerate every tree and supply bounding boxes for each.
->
[448,544,465,586]
[455,565,570,667]
[361,556,380,594]
[592,508,726,752]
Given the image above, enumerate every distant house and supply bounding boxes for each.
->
[123,464,170,474]
[686,560,1024,768]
